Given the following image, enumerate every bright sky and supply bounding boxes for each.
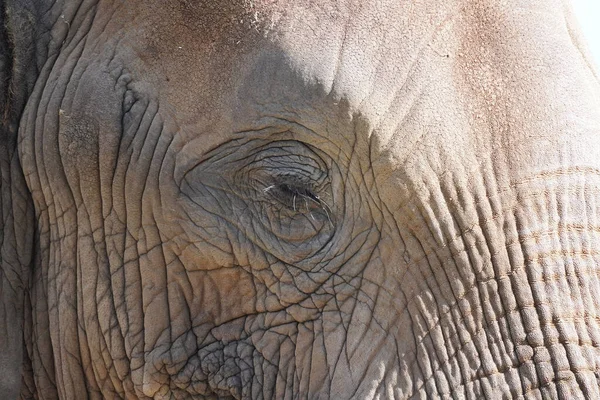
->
[572,0,600,66]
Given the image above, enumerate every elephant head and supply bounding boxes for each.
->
[2,0,600,398]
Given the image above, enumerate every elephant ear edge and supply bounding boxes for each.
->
[0,1,39,398]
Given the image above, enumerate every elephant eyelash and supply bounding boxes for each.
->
[263,183,334,226]
[263,183,320,210]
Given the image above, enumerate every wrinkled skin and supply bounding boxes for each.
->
[1,0,600,398]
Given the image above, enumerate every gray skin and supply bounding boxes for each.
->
[1,0,600,398]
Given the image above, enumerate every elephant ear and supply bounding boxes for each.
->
[0,1,38,398]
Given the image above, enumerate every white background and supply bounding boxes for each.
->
[572,0,600,66]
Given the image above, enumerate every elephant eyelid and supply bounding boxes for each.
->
[262,180,335,227]
[263,182,319,206]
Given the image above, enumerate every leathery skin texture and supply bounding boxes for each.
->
[1,0,600,398]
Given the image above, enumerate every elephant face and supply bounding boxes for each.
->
[3,0,600,398]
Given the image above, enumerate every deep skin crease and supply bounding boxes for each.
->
[2,0,600,398]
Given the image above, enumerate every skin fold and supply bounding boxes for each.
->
[1,0,600,398]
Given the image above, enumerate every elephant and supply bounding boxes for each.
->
[2,0,600,398]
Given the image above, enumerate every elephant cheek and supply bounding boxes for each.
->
[371,160,600,397]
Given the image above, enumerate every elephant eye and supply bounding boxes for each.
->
[264,182,323,212]
[178,138,336,260]
[229,140,335,233]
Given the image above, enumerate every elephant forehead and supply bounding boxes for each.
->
[109,0,598,165]
[120,0,460,134]
[128,0,563,98]
[119,0,530,124]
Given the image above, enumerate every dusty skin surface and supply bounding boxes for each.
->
[2,0,600,398]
